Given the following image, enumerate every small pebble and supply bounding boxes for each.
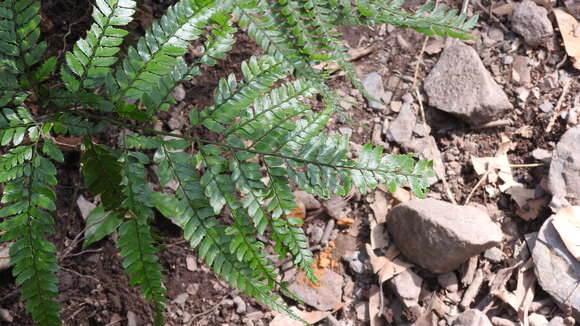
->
[539,103,553,113]
[233,296,247,314]
[484,247,503,263]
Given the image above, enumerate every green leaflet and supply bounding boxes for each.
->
[108,0,219,103]
[0,145,61,326]
[62,0,137,91]
[82,205,123,249]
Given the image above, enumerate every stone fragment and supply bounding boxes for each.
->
[233,296,247,314]
[484,247,503,263]
[354,301,369,322]
[127,311,137,326]
[288,269,343,311]
[424,41,512,125]
[549,316,565,326]
[0,242,12,271]
[438,272,459,292]
[362,72,388,110]
[512,55,532,85]
[386,102,416,146]
[387,199,503,273]
[294,190,321,210]
[532,148,552,164]
[342,251,365,274]
[528,313,549,326]
[172,84,186,102]
[539,103,553,113]
[547,126,580,208]
[564,0,580,18]
[453,309,493,326]
[511,0,554,47]
[532,218,580,320]
[389,269,423,310]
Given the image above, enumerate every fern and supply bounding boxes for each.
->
[0,0,476,324]
[61,0,137,91]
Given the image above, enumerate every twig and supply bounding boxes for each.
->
[546,79,572,132]
[461,256,479,286]
[188,297,227,326]
[61,266,101,284]
[509,163,544,168]
[473,0,510,33]
[472,119,512,129]
[415,89,458,205]
[464,167,491,205]
[460,268,484,309]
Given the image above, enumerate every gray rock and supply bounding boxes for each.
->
[342,251,365,274]
[539,103,554,113]
[424,41,512,125]
[233,296,247,314]
[438,272,459,292]
[172,84,186,102]
[354,301,369,322]
[389,269,423,310]
[529,313,549,326]
[564,0,580,18]
[293,190,321,210]
[387,199,503,273]
[288,269,343,311]
[0,242,12,271]
[484,247,503,263]
[532,148,552,164]
[547,126,580,208]
[404,136,445,183]
[549,316,565,326]
[532,218,580,320]
[127,311,137,326]
[386,102,416,146]
[453,310,492,326]
[349,260,365,274]
[362,72,388,110]
[511,0,554,47]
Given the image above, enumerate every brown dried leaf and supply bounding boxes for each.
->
[370,190,389,224]
[370,220,389,249]
[551,206,580,260]
[269,307,332,326]
[516,196,549,221]
[491,2,517,15]
[553,9,580,70]
[366,244,411,283]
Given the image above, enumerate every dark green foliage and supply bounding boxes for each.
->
[0,0,476,324]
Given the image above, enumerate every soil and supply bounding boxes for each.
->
[1,0,579,325]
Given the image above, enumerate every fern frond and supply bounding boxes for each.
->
[224,78,316,147]
[61,0,137,91]
[192,55,290,133]
[117,151,166,325]
[0,0,45,71]
[107,0,218,102]
[152,148,305,322]
[0,142,62,326]
[233,0,308,71]
[0,107,37,146]
[229,153,314,279]
[141,11,237,113]
[81,141,124,210]
[346,0,477,39]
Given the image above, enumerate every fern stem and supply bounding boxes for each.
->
[73,110,419,178]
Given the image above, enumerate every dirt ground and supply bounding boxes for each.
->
[0,0,579,325]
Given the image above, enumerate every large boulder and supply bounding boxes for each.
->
[386,199,503,273]
[424,41,512,125]
[548,126,580,209]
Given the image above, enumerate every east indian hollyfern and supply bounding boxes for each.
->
[0,0,477,324]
